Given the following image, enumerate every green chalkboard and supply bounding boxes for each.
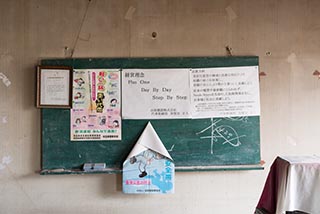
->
[40,57,262,175]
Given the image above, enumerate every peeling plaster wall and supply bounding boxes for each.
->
[1,0,320,213]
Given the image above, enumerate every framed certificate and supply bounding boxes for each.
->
[36,66,73,108]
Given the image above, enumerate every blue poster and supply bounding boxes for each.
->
[122,122,174,194]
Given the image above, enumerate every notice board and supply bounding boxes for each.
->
[40,56,262,175]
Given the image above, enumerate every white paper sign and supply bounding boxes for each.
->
[122,69,191,119]
[190,66,260,118]
[40,69,70,105]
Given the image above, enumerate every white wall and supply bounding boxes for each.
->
[1,0,320,213]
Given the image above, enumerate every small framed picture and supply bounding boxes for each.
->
[36,66,73,108]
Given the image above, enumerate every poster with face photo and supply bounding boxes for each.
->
[70,69,121,141]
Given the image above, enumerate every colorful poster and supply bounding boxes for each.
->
[123,122,174,194]
[71,69,121,141]
[190,66,260,118]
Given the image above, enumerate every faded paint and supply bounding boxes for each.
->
[124,6,136,20]
[1,0,320,213]
[0,72,11,87]
[2,116,7,124]
[225,6,238,22]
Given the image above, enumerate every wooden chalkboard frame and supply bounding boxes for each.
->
[40,56,263,175]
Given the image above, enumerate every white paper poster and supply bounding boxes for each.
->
[122,67,260,120]
[71,69,121,141]
[122,69,191,119]
[40,69,70,105]
[190,66,260,118]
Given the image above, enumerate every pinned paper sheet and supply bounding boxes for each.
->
[123,122,174,194]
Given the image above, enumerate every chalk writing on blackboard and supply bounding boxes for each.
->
[225,116,248,123]
[168,144,175,152]
[197,118,245,154]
